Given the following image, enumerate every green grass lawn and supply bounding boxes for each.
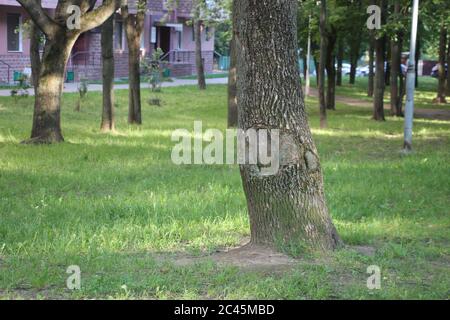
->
[0,85,449,299]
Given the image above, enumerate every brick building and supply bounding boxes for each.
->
[0,0,215,83]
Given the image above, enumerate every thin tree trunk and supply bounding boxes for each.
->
[447,37,450,96]
[235,0,341,251]
[336,38,343,86]
[373,32,386,121]
[227,36,238,128]
[349,35,361,85]
[390,36,399,116]
[390,2,401,116]
[385,42,391,86]
[434,23,447,103]
[124,6,145,125]
[368,36,375,97]
[305,17,312,96]
[194,19,206,90]
[314,56,319,86]
[325,29,336,110]
[415,34,420,88]
[101,14,115,132]
[318,0,328,128]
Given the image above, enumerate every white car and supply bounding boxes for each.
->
[335,63,351,75]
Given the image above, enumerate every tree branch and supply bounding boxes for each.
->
[17,0,60,39]
[80,0,121,33]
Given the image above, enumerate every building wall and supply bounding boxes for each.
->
[0,1,215,83]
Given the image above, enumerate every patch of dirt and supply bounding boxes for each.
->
[156,241,297,271]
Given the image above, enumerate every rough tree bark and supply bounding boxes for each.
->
[325,28,337,110]
[227,26,238,127]
[235,0,341,251]
[101,13,115,132]
[123,1,146,124]
[368,36,375,97]
[318,0,328,128]
[18,0,119,144]
[434,22,447,104]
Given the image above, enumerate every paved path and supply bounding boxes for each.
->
[307,87,450,121]
[0,77,229,97]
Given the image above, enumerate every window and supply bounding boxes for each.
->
[205,27,210,42]
[177,31,182,49]
[7,14,22,52]
[115,21,123,50]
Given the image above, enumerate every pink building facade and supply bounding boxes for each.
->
[0,0,215,83]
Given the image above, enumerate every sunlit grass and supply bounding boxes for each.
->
[0,85,449,299]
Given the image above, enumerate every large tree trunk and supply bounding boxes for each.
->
[227,36,238,127]
[325,29,337,110]
[194,19,207,90]
[368,37,375,97]
[318,0,328,128]
[336,38,343,86]
[101,14,115,132]
[434,23,447,104]
[29,36,75,143]
[235,0,341,251]
[373,34,386,121]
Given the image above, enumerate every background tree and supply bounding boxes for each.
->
[101,11,115,132]
[346,0,364,85]
[122,0,147,125]
[434,21,447,104]
[193,0,207,90]
[368,36,375,97]
[318,0,328,128]
[372,0,387,121]
[18,0,119,143]
[387,0,408,116]
[235,0,341,250]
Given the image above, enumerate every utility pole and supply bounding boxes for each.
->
[305,15,312,96]
[403,0,419,152]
